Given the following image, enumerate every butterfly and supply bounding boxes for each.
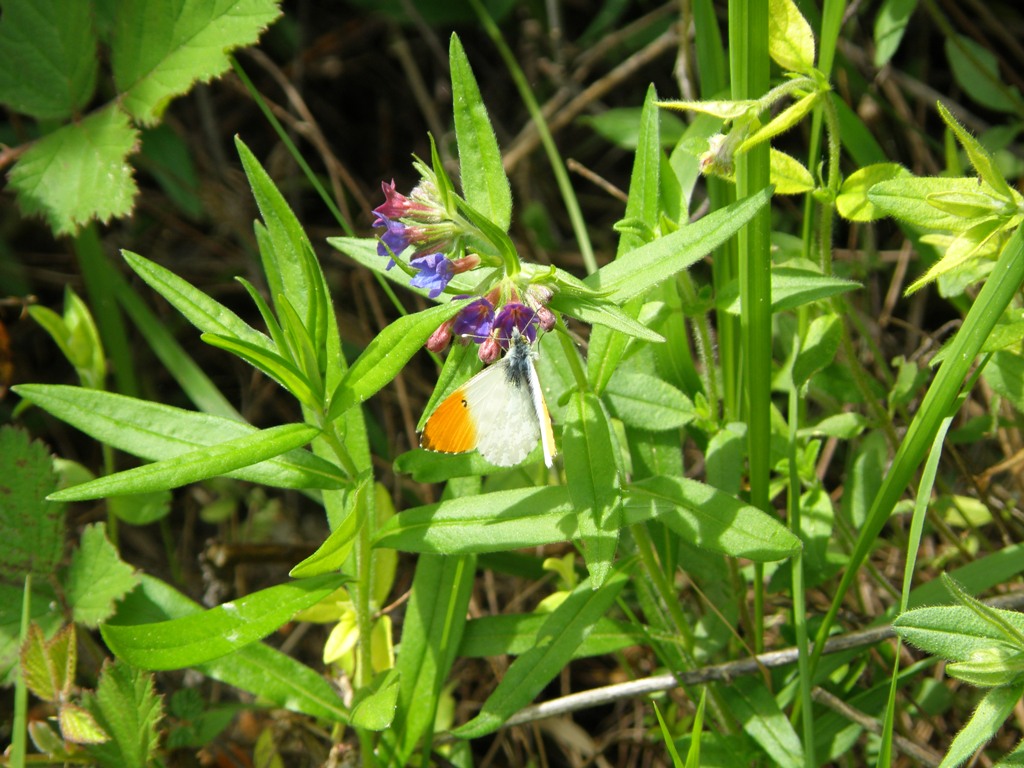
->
[421,329,556,467]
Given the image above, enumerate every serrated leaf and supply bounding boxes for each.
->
[49,422,322,500]
[113,0,282,124]
[82,660,163,768]
[0,0,97,119]
[0,426,65,581]
[9,104,139,236]
[450,34,511,231]
[12,384,344,491]
[59,703,109,745]
[65,524,140,628]
[20,623,74,703]
[101,573,347,670]
[768,0,816,73]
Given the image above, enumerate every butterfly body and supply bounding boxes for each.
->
[421,331,555,467]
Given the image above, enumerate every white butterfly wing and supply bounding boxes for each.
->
[460,360,541,467]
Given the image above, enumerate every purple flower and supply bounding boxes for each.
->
[452,298,495,341]
[409,253,454,298]
[372,214,412,269]
[494,302,538,347]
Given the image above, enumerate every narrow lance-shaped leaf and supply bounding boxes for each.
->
[327,299,473,422]
[450,33,512,230]
[101,573,348,670]
[583,188,772,304]
[11,384,344,490]
[49,423,323,501]
[451,570,629,738]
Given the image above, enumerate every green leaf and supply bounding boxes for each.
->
[727,676,803,768]
[939,684,1023,768]
[236,136,339,385]
[563,392,622,587]
[792,314,842,388]
[101,573,347,670]
[945,35,1022,115]
[548,295,665,343]
[767,147,815,194]
[50,422,323,501]
[65,524,140,628]
[379,553,475,764]
[584,188,772,304]
[836,163,909,221]
[9,104,140,236]
[350,669,401,731]
[937,102,1016,202]
[459,614,642,659]
[327,298,473,422]
[0,0,97,119]
[874,0,918,67]
[767,0,816,73]
[374,486,577,554]
[123,250,274,353]
[907,217,1007,294]
[0,426,65,581]
[604,371,695,431]
[893,604,1024,663]
[626,475,801,561]
[59,703,109,745]
[719,265,860,314]
[82,660,163,768]
[657,99,756,120]
[289,475,369,578]
[450,34,511,231]
[451,570,629,738]
[115,575,348,721]
[20,623,74,703]
[868,176,1012,231]
[13,384,343,490]
[113,0,282,124]
[203,331,321,407]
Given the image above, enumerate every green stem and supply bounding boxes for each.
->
[729,0,772,653]
[787,384,816,765]
[10,574,31,768]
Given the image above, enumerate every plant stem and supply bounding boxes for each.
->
[729,0,772,653]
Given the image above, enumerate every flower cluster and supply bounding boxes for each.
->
[373,175,558,362]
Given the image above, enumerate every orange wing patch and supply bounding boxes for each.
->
[421,389,478,453]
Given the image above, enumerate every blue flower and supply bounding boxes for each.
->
[452,298,495,341]
[409,253,454,298]
[493,302,538,347]
[372,214,413,269]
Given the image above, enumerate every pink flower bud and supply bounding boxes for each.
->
[426,322,453,352]
[478,337,501,364]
